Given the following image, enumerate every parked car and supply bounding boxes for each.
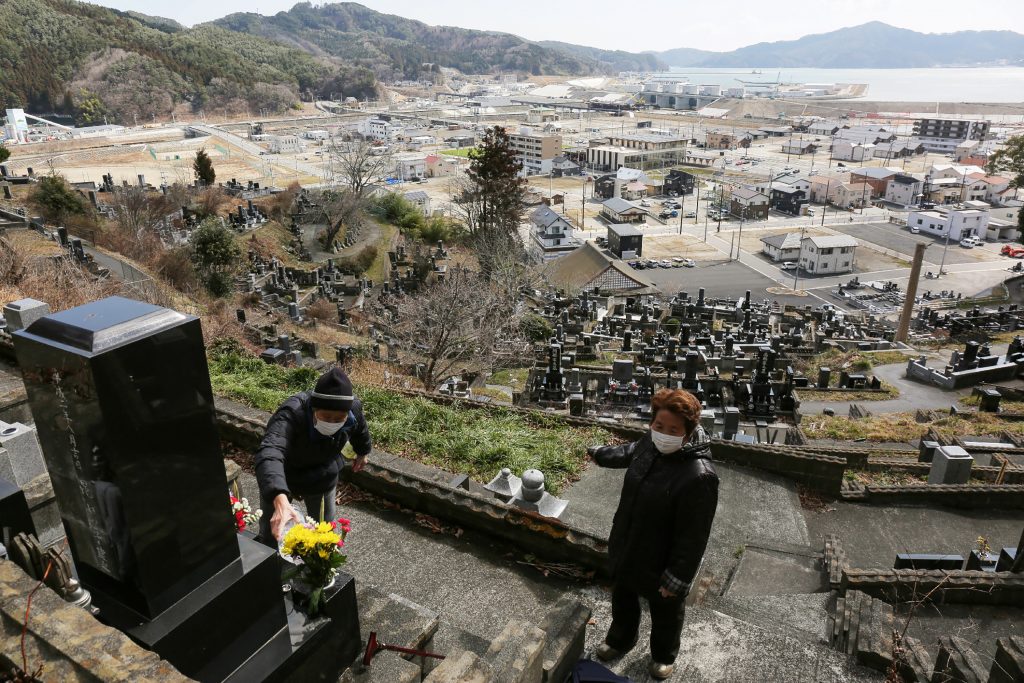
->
[909,226,920,234]
[640,200,651,207]
[959,239,975,249]
[659,259,672,268]
[780,261,798,271]
[684,211,696,218]
[682,258,695,267]
[628,260,640,268]
[962,236,983,247]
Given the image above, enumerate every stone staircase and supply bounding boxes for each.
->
[342,584,591,683]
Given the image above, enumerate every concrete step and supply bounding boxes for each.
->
[588,605,884,682]
[725,542,828,597]
[711,592,833,644]
[341,584,440,683]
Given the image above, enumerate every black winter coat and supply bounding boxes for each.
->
[591,428,718,596]
[254,391,373,498]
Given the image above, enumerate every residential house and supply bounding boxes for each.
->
[730,187,769,220]
[550,156,581,177]
[954,139,981,162]
[425,153,462,178]
[607,223,644,258]
[760,232,802,262]
[360,117,403,142]
[759,126,793,137]
[832,141,875,162]
[833,126,896,145]
[542,241,656,294]
[929,163,986,180]
[849,167,899,198]
[907,205,989,241]
[799,235,857,275]
[782,139,818,156]
[601,197,648,223]
[807,175,844,204]
[871,141,925,160]
[973,175,1011,204]
[770,185,808,216]
[834,182,873,210]
[884,174,925,207]
[393,152,428,180]
[808,121,842,136]
[403,190,431,215]
[508,129,562,176]
[595,168,652,199]
[446,133,476,148]
[530,206,579,259]
[663,169,696,196]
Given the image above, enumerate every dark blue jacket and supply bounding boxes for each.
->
[254,391,372,497]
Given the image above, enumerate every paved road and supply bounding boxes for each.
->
[826,222,994,266]
[188,123,329,181]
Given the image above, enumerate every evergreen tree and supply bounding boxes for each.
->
[31,174,88,223]
[0,143,9,164]
[987,135,1024,190]
[193,148,216,186]
[464,126,525,238]
[190,217,239,296]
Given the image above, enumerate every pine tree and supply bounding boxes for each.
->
[0,142,9,164]
[464,126,525,239]
[193,148,216,186]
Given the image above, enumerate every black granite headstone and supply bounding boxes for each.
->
[13,297,239,616]
[0,476,36,543]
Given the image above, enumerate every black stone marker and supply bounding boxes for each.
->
[13,296,239,617]
[9,297,363,682]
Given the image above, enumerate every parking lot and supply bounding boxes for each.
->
[827,222,1000,266]
[629,259,816,309]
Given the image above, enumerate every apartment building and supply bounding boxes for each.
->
[913,118,991,153]
[508,130,562,176]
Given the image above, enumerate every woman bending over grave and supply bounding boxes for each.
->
[587,388,719,681]
[254,368,372,546]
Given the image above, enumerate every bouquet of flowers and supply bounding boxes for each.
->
[229,495,262,533]
[280,517,351,615]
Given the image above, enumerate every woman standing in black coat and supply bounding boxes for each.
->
[588,388,719,680]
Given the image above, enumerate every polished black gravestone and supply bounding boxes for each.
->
[11,297,359,682]
[0,476,36,544]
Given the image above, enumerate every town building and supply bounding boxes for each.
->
[705,131,737,149]
[807,175,841,204]
[587,131,689,172]
[884,174,925,207]
[799,235,858,275]
[782,140,817,156]
[550,156,581,177]
[871,141,925,160]
[760,232,802,262]
[529,206,579,259]
[606,223,644,258]
[662,169,696,196]
[402,190,431,215]
[834,182,873,210]
[833,126,896,145]
[508,130,562,176]
[832,141,875,162]
[542,241,655,294]
[913,118,991,153]
[361,117,403,142]
[601,197,648,223]
[849,167,899,198]
[425,153,462,178]
[907,204,989,242]
[730,187,769,220]
[393,152,428,180]
[266,135,305,154]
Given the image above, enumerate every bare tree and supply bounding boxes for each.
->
[329,137,394,196]
[385,266,529,391]
[311,188,363,250]
[109,185,166,241]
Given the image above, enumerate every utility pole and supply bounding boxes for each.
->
[821,178,831,226]
[896,242,928,343]
[793,225,807,291]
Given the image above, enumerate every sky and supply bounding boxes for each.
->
[92,0,1024,52]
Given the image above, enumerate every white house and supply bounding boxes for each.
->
[799,235,858,275]
[360,117,403,142]
[884,174,925,207]
[403,190,431,215]
[529,205,579,259]
[907,205,989,241]
[393,152,428,181]
[760,232,802,262]
[832,141,875,162]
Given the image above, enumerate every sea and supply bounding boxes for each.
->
[667,67,1024,103]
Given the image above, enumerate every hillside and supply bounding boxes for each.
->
[212,2,603,79]
[657,22,1024,68]
[537,41,668,73]
[0,0,375,124]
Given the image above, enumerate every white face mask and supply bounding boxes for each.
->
[314,420,345,436]
[650,428,685,454]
